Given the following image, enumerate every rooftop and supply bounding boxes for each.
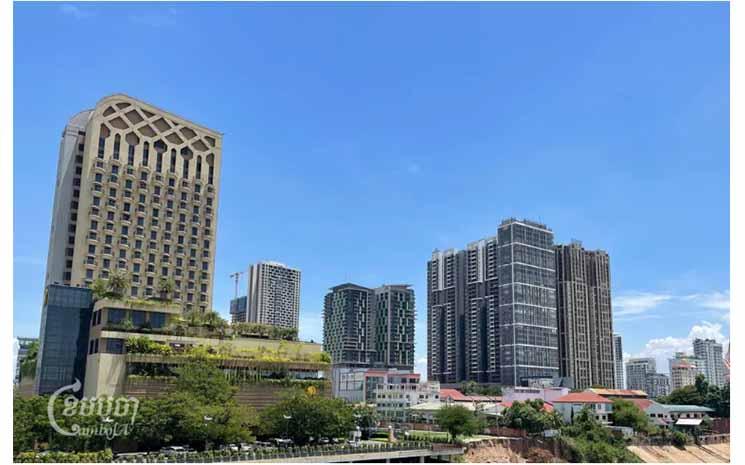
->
[554,392,612,404]
[588,388,648,398]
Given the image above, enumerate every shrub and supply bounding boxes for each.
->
[672,430,689,448]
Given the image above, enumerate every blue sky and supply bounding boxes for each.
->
[14,2,729,377]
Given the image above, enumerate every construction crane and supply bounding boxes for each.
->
[229,271,246,299]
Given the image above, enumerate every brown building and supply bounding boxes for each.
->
[44,94,222,313]
[555,241,615,390]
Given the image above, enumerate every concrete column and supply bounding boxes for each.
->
[419,456,425,463]
[385,459,391,463]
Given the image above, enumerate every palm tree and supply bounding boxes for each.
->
[107,270,130,298]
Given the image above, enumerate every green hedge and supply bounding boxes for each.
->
[15,449,113,463]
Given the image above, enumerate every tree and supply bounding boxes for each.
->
[91,278,109,300]
[352,404,378,439]
[611,399,656,434]
[434,405,483,442]
[498,399,562,434]
[19,341,39,381]
[459,381,502,397]
[258,391,354,445]
[658,385,704,406]
[173,360,235,405]
[560,408,640,463]
[156,277,176,302]
[107,270,130,298]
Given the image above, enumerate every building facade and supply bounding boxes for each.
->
[34,284,93,395]
[44,94,222,313]
[230,261,301,329]
[669,352,706,391]
[497,219,559,386]
[693,338,726,387]
[613,334,625,389]
[644,372,671,399]
[554,241,615,390]
[323,283,375,366]
[427,219,559,387]
[372,285,416,369]
[626,357,656,392]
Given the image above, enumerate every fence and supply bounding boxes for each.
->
[696,434,730,445]
[113,441,436,463]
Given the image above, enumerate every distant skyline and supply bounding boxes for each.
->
[13,2,729,377]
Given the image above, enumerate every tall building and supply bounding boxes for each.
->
[625,357,656,392]
[323,283,374,366]
[669,352,706,391]
[230,261,301,329]
[44,94,222,313]
[323,283,415,370]
[644,372,671,399]
[693,338,726,387]
[427,218,559,387]
[372,285,416,369]
[613,334,625,389]
[34,284,93,395]
[497,219,559,386]
[427,237,499,384]
[555,241,615,389]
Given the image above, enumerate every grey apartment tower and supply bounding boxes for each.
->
[555,242,615,390]
[230,261,301,329]
[323,283,415,370]
[427,218,560,386]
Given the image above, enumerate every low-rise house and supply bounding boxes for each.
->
[643,402,714,427]
[374,380,440,422]
[553,391,613,424]
[502,386,569,404]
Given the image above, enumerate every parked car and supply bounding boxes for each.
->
[271,438,293,447]
[238,443,253,452]
[159,446,188,455]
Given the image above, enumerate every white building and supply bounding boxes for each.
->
[552,391,613,424]
[693,338,726,387]
[231,261,301,329]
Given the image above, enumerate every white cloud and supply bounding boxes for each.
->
[415,357,428,381]
[633,321,729,373]
[681,291,730,310]
[59,4,93,19]
[613,292,674,316]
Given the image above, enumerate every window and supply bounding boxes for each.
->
[113,134,121,160]
[105,339,124,354]
[150,312,166,328]
[143,142,150,166]
[132,311,146,326]
[108,309,126,324]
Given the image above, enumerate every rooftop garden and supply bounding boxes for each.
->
[124,336,331,364]
[94,272,300,342]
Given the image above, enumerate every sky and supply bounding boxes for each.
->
[13,2,729,379]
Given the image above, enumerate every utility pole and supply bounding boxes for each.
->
[229,271,245,299]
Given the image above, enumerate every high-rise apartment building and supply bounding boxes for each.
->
[644,372,671,399]
[44,94,222,313]
[613,334,625,389]
[669,356,704,391]
[372,285,416,369]
[427,218,559,387]
[555,241,615,390]
[323,283,415,370]
[693,338,726,387]
[497,219,559,386]
[427,237,500,384]
[230,261,301,329]
[625,357,656,392]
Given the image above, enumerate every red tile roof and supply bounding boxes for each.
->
[554,392,612,404]
[629,399,654,411]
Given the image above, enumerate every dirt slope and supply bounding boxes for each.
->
[627,443,729,463]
